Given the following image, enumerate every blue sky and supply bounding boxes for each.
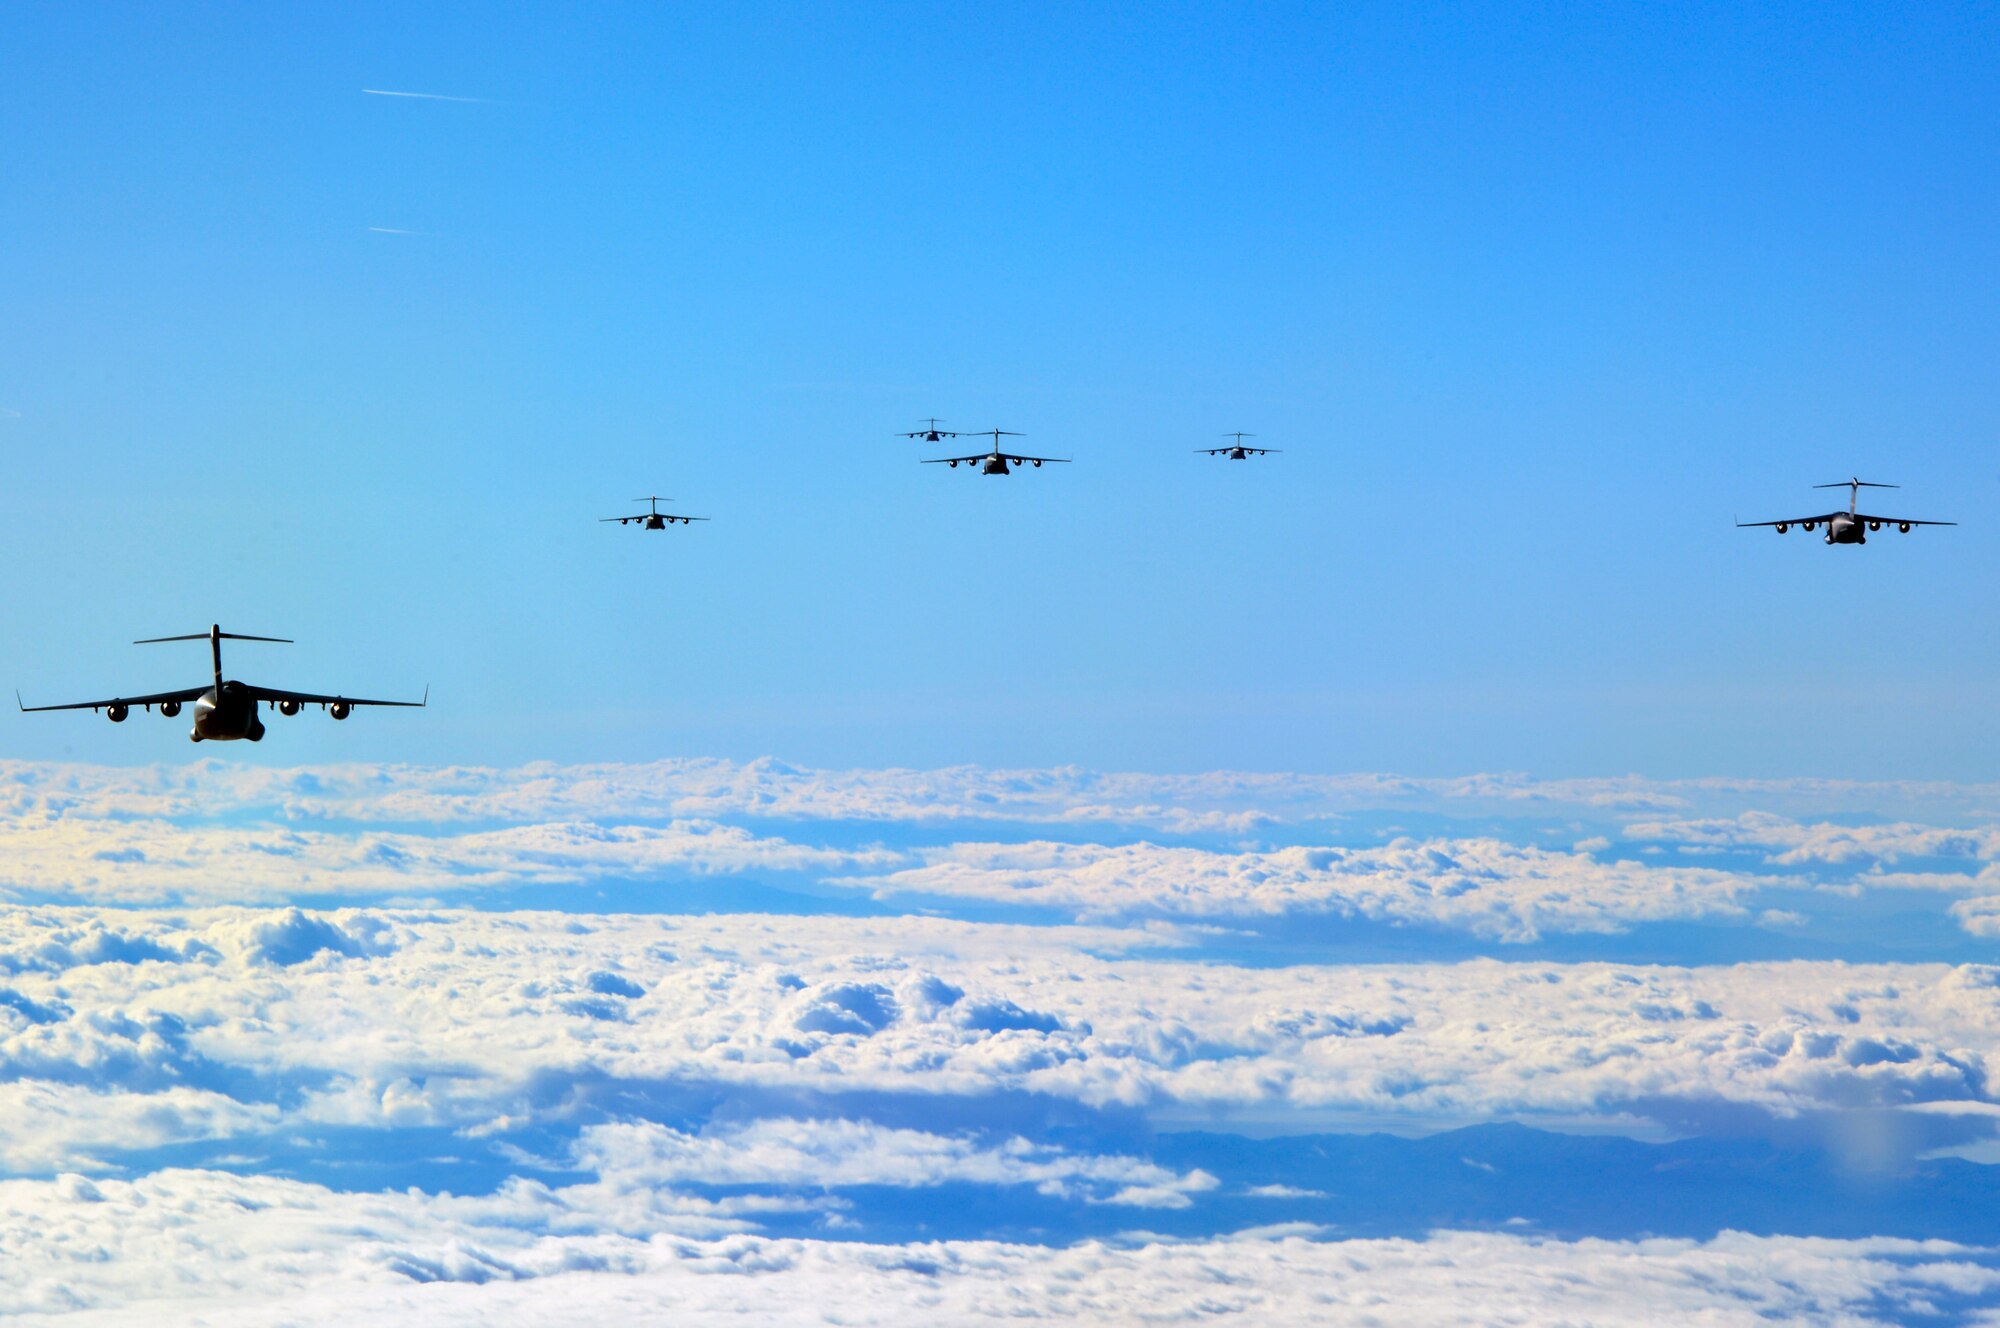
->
[4,3,1997,776]
[7,16,2000,1315]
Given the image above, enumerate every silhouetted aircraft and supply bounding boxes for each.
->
[1198,432,1280,460]
[18,625,425,743]
[1736,478,1955,545]
[924,429,1070,475]
[899,418,961,443]
[604,496,708,530]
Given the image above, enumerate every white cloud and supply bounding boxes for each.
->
[842,837,1761,938]
[0,907,1996,1158]
[0,1081,276,1172]
[0,1166,1991,1326]
[1627,811,2000,868]
[574,1118,1216,1207]
[11,758,2000,832]
[0,816,886,904]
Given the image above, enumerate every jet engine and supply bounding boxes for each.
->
[106,703,128,723]
[160,700,181,718]
[329,701,352,720]
[1775,523,1789,533]
[1868,520,1882,531]
[1032,459,1042,467]
[1802,521,1817,531]
[948,460,958,468]
[1899,522,1912,533]
[278,699,302,716]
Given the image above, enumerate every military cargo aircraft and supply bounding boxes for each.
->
[1197,431,1280,460]
[18,625,425,743]
[1737,478,1954,545]
[924,429,1070,475]
[604,496,708,530]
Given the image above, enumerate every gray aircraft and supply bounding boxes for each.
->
[898,418,961,443]
[1198,431,1280,460]
[1736,477,1955,545]
[604,496,708,530]
[18,624,425,742]
[924,429,1070,475]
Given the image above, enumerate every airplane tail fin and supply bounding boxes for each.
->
[134,632,292,644]
[1812,478,1898,490]
[135,627,290,693]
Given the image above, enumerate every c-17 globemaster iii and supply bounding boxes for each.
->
[923,429,1070,475]
[18,624,425,742]
[604,496,708,530]
[1197,431,1280,460]
[1736,477,1955,545]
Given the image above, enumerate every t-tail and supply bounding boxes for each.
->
[1813,477,1898,514]
[134,625,292,692]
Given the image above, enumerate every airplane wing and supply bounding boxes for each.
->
[601,515,708,523]
[922,453,989,465]
[1001,453,1070,465]
[18,685,208,713]
[900,430,959,439]
[241,683,428,709]
[1854,513,1957,527]
[1735,511,1841,528]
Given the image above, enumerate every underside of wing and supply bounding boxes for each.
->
[18,685,208,713]
[922,454,986,465]
[1003,454,1070,465]
[1854,513,1957,527]
[1737,511,1841,528]
[242,684,427,709]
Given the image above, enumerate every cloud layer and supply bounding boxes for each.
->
[1,906,1998,1168]
[848,837,1762,937]
[1,1164,1994,1326]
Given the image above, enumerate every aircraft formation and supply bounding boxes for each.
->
[13,422,1960,746]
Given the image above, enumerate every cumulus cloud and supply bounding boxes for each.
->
[0,1166,1992,1326]
[11,758,2000,832]
[575,1118,1216,1208]
[0,907,1997,1163]
[842,838,1762,939]
[0,816,887,904]
[0,1081,276,1172]
[1627,811,2000,868]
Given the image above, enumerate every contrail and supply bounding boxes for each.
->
[363,88,491,103]
[367,227,432,236]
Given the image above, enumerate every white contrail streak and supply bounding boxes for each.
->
[362,88,490,103]
[367,227,431,236]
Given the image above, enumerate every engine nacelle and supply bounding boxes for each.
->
[1032,459,1042,467]
[1802,521,1817,531]
[106,703,128,723]
[278,699,302,717]
[1868,520,1881,531]
[1898,522,1911,533]
[1775,523,1788,533]
[160,700,181,718]
[947,460,958,468]
[329,701,352,721]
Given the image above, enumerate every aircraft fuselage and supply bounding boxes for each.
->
[981,456,1010,475]
[1227,447,1249,459]
[191,682,266,742]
